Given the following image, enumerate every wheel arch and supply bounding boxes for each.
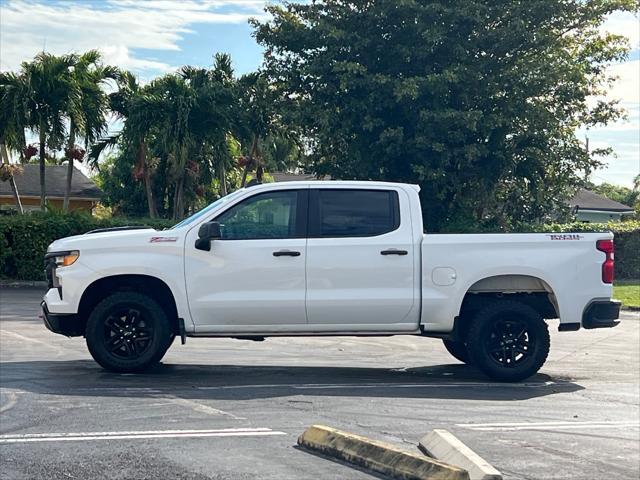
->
[454,274,559,340]
[77,274,180,335]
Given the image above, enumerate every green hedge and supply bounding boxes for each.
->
[0,213,638,281]
[0,212,174,281]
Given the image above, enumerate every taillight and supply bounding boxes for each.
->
[596,239,614,284]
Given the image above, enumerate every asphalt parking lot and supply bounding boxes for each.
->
[1,287,639,480]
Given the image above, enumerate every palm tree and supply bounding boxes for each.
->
[21,52,80,210]
[63,51,118,211]
[233,72,279,186]
[262,133,304,172]
[0,71,28,213]
[90,71,161,218]
[148,74,196,220]
[180,53,237,198]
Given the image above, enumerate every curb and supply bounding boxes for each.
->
[298,425,469,480]
[419,430,501,480]
[0,281,48,289]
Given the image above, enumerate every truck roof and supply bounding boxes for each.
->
[250,180,420,192]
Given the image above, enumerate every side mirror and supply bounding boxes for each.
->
[195,221,222,251]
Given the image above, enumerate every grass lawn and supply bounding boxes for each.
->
[614,281,640,309]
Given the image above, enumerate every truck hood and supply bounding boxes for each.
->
[47,227,178,252]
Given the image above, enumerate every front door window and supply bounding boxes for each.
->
[215,190,299,240]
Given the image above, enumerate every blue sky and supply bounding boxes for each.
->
[1,0,638,187]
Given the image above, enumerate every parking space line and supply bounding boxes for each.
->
[152,394,246,420]
[457,420,640,431]
[289,381,556,389]
[193,381,555,390]
[0,427,286,444]
[69,381,557,395]
[0,330,56,348]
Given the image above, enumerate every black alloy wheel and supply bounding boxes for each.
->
[467,300,550,382]
[86,292,173,373]
[103,307,153,360]
[485,318,532,368]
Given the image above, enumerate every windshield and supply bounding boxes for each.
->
[170,189,246,229]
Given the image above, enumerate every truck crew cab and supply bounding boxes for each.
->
[42,181,620,381]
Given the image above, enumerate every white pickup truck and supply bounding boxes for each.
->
[42,181,620,381]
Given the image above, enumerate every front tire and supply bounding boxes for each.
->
[86,292,173,373]
[467,300,550,382]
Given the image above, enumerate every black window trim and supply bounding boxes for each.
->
[308,188,401,239]
[211,188,309,240]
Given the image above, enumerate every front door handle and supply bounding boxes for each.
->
[273,250,301,257]
[380,249,408,256]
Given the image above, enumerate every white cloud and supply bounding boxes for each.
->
[99,45,174,74]
[607,60,640,104]
[0,0,267,75]
[601,11,640,51]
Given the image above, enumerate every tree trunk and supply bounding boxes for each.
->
[172,175,185,221]
[137,140,157,218]
[240,165,249,188]
[0,140,23,214]
[218,163,227,196]
[240,136,259,188]
[39,125,46,211]
[144,168,157,219]
[63,127,75,212]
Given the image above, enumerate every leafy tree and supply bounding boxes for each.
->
[254,0,638,230]
[260,133,305,172]
[94,153,149,217]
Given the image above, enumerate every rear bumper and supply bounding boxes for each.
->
[41,301,85,337]
[582,300,621,329]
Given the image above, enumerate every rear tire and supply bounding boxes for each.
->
[442,339,472,364]
[467,300,550,382]
[86,292,173,373]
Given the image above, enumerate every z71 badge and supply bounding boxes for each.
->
[547,234,583,240]
[149,236,178,243]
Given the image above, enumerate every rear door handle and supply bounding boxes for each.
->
[380,249,408,256]
[273,250,301,257]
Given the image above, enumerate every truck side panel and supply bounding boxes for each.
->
[420,233,614,332]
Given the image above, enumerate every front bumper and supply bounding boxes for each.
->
[41,301,85,337]
[582,300,621,329]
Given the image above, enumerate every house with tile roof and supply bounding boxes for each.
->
[0,164,102,213]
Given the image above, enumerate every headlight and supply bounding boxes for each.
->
[49,251,80,267]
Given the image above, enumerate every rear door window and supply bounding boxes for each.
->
[310,189,399,237]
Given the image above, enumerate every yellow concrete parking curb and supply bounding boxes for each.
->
[298,425,470,480]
